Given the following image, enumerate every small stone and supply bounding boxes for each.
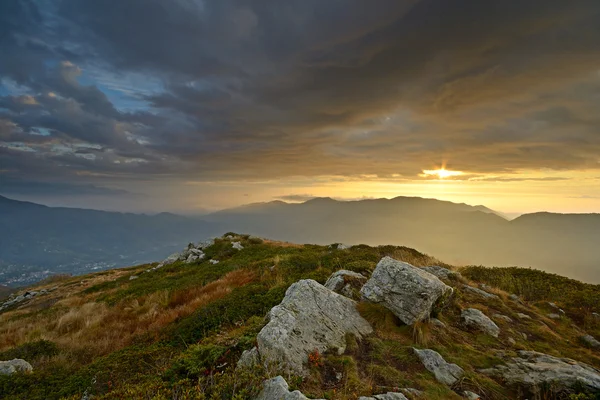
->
[0,359,33,375]
[129,275,138,281]
[516,313,532,320]
[256,376,323,400]
[462,285,499,300]
[209,259,219,265]
[581,334,600,349]
[464,391,481,400]
[547,313,561,320]
[493,314,513,323]
[232,241,244,250]
[324,270,367,299]
[413,348,464,386]
[508,337,516,345]
[430,318,446,328]
[359,393,408,400]
[461,308,500,337]
[422,266,461,280]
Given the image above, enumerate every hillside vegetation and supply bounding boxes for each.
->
[1,234,600,399]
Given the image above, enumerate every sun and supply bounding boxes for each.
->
[422,168,463,179]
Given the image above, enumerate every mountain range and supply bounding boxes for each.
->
[0,194,598,285]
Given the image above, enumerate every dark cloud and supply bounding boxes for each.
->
[2,0,600,199]
[0,178,134,196]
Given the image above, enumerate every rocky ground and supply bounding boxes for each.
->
[1,234,600,399]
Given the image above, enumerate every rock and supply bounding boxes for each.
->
[508,337,516,346]
[337,243,350,250]
[185,254,199,263]
[521,332,528,340]
[399,388,424,398]
[422,266,460,280]
[516,313,532,320]
[209,259,219,265]
[237,347,260,369]
[430,318,446,328]
[129,275,138,281]
[481,350,600,394]
[493,314,513,323]
[256,376,323,400]
[324,270,367,299]
[547,313,561,320]
[461,308,500,337]
[581,334,600,349]
[232,241,244,250]
[359,393,408,400]
[361,257,453,325]
[509,294,522,302]
[160,253,179,267]
[189,248,205,256]
[256,279,372,375]
[592,312,600,320]
[462,285,499,300]
[463,391,481,400]
[197,239,215,249]
[413,348,464,386]
[0,359,33,375]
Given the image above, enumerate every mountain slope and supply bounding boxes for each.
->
[1,235,600,399]
[0,195,219,286]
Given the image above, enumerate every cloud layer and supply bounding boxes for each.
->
[2,0,600,205]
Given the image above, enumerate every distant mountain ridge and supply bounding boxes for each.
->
[0,194,599,285]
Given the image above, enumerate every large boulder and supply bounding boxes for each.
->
[481,351,600,394]
[324,270,368,299]
[413,348,464,386]
[256,376,324,400]
[0,359,33,375]
[461,308,500,337]
[361,257,453,325]
[255,279,372,375]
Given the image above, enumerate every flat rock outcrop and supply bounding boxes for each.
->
[462,285,499,300]
[481,351,600,394]
[256,376,323,400]
[254,279,372,375]
[361,257,453,325]
[0,359,33,375]
[461,308,500,337]
[413,348,464,386]
[324,270,367,299]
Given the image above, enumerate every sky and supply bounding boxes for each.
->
[1,0,600,214]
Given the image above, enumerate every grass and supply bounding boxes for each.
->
[1,234,600,399]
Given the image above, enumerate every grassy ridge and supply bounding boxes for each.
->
[0,235,599,399]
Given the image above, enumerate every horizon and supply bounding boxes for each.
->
[4,192,599,220]
[2,2,599,215]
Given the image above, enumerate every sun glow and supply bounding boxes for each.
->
[422,168,464,179]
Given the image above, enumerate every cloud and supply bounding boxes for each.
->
[2,0,600,198]
[0,178,135,196]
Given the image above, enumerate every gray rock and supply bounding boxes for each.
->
[324,270,367,299]
[256,376,323,400]
[413,348,464,386]
[592,312,600,320]
[197,239,215,249]
[508,337,516,346]
[0,359,33,375]
[421,266,460,280]
[581,334,600,349]
[481,351,600,394]
[463,391,481,400]
[399,388,424,398]
[547,313,561,320]
[493,314,513,323]
[185,254,199,263]
[237,347,260,369]
[461,308,500,337]
[209,259,219,265]
[129,275,138,281]
[361,257,453,325]
[159,253,180,267]
[337,243,350,250]
[516,313,532,320]
[359,393,408,400]
[232,241,244,250]
[430,318,446,328]
[256,279,372,375]
[462,285,499,300]
[509,294,522,302]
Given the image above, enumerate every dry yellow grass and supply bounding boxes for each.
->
[0,269,257,359]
